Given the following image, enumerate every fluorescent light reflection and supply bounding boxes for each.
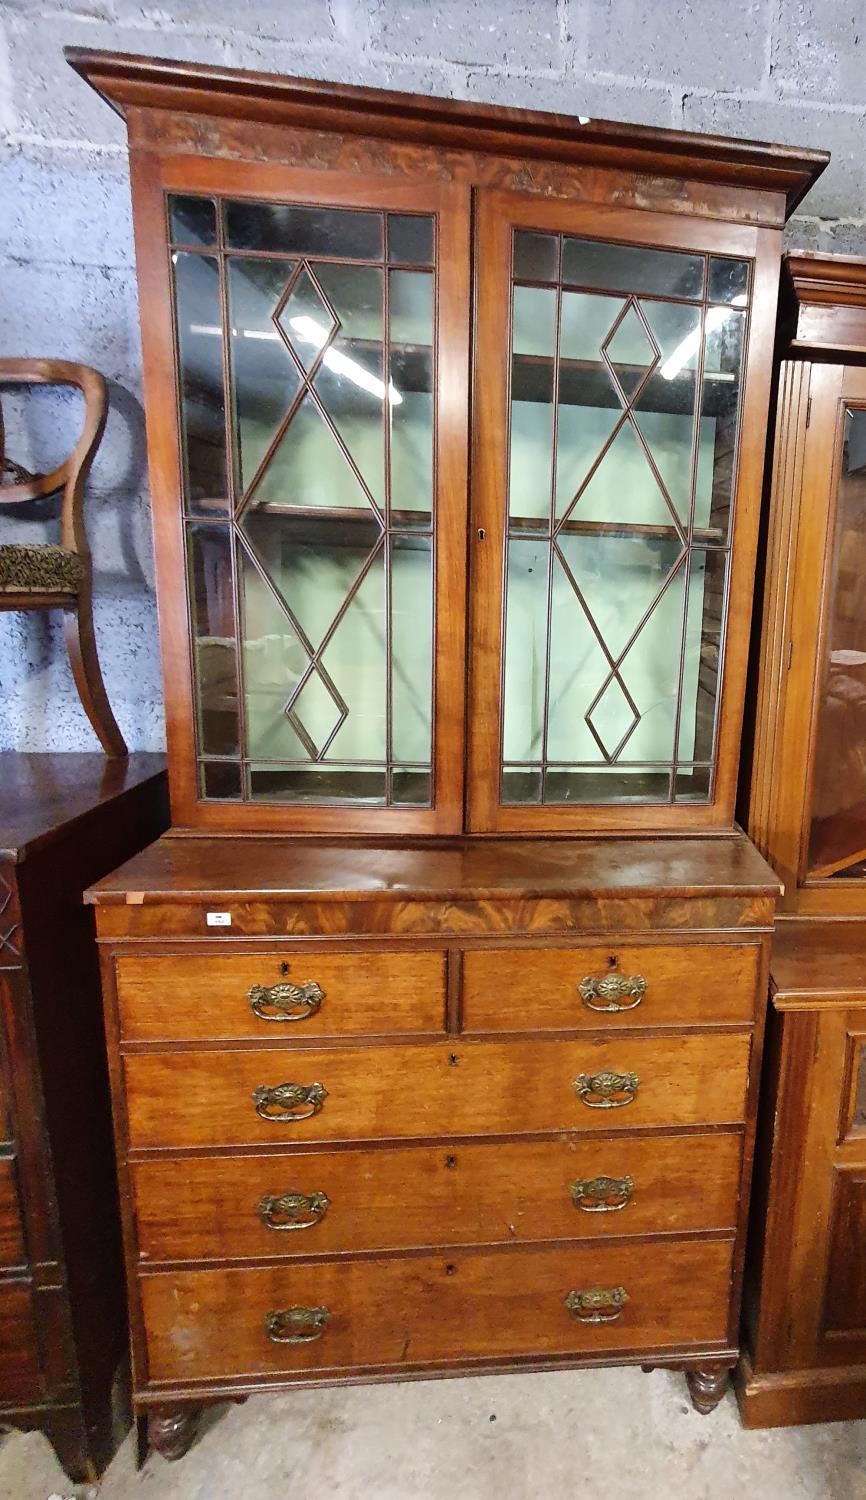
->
[189,317,402,406]
[660,297,747,382]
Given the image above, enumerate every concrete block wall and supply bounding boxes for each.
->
[0,0,862,751]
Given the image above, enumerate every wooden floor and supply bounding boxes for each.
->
[1,1365,864,1499]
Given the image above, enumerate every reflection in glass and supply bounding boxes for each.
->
[388,214,434,266]
[562,239,705,300]
[169,195,217,246]
[187,524,240,757]
[173,253,228,511]
[392,769,432,804]
[226,201,383,259]
[709,257,750,305]
[390,271,434,519]
[502,230,746,806]
[808,409,866,878]
[391,535,433,764]
[248,765,388,802]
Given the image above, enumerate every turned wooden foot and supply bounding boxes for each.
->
[147,1408,200,1461]
[640,1364,655,1373]
[686,1364,730,1415]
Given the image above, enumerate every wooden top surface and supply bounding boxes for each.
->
[86,831,780,905]
[65,48,827,219]
[0,753,166,861]
[771,919,866,998]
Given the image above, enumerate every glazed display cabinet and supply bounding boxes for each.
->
[739,253,866,1426]
[67,48,825,1460]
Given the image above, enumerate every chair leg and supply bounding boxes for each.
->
[63,593,128,756]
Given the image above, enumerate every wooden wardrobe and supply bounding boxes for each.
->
[739,253,866,1427]
[65,47,825,1461]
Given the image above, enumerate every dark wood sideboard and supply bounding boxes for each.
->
[0,753,168,1479]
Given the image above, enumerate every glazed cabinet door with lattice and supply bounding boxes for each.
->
[468,192,775,833]
[145,163,469,833]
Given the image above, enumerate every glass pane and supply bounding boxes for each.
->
[808,409,866,878]
[503,539,548,764]
[633,301,701,526]
[709,257,750,305]
[277,265,338,372]
[562,239,705,300]
[248,765,387,803]
[239,545,310,762]
[388,214,434,266]
[391,535,433,768]
[851,1044,866,1132]
[390,271,433,521]
[313,263,386,508]
[513,231,558,282]
[674,764,712,801]
[392,769,432,804]
[227,257,301,496]
[169,195,217,246]
[225,201,383,259]
[554,292,623,518]
[200,761,242,799]
[510,285,556,522]
[320,553,387,762]
[173,253,228,512]
[695,307,745,540]
[246,393,372,513]
[187,524,240,757]
[502,767,542,804]
[676,549,726,770]
[544,768,670,803]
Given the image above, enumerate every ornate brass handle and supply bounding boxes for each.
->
[253,1081,328,1122]
[258,1190,330,1230]
[579,973,646,1013]
[264,1306,331,1344]
[573,1071,639,1109]
[248,980,324,1022]
[570,1175,635,1212]
[565,1286,629,1324]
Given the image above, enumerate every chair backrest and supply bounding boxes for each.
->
[0,359,108,555]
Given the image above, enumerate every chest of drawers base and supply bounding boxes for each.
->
[87,835,778,1463]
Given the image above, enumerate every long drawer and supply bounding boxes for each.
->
[141,1237,734,1383]
[115,950,447,1042]
[133,1132,742,1263]
[124,1033,752,1149]
[462,944,759,1031]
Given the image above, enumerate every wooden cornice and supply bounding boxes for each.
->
[782,251,866,354]
[65,47,827,220]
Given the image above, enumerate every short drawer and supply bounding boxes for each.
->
[115,950,446,1042]
[133,1132,742,1263]
[0,1159,25,1267]
[0,1280,43,1402]
[125,1032,752,1149]
[141,1236,733,1383]
[463,944,760,1032]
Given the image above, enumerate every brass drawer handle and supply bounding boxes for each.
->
[253,1081,328,1122]
[566,1286,629,1324]
[570,1175,635,1212]
[573,1070,639,1108]
[264,1306,331,1344]
[248,981,324,1022]
[579,973,646,1012]
[258,1190,330,1231]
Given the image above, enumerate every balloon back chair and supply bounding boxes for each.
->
[0,359,127,756]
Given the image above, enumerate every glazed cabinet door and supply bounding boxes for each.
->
[751,363,866,911]
[468,191,778,832]
[133,157,469,831]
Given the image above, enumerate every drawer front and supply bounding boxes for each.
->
[463,944,759,1032]
[125,1033,752,1149]
[0,1159,25,1268]
[0,1280,43,1401]
[133,1132,742,1263]
[116,950,447,1042]
[141,1236,733,1383]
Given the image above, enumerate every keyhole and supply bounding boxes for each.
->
[445,1154,457,1169]
[477,528,486,540]
[445,1263,456,1276]
[449,1053,459,1067]
[280,961,290,976]
[608,954,618,969]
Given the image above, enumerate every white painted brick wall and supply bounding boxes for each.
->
[0,0,862,751]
